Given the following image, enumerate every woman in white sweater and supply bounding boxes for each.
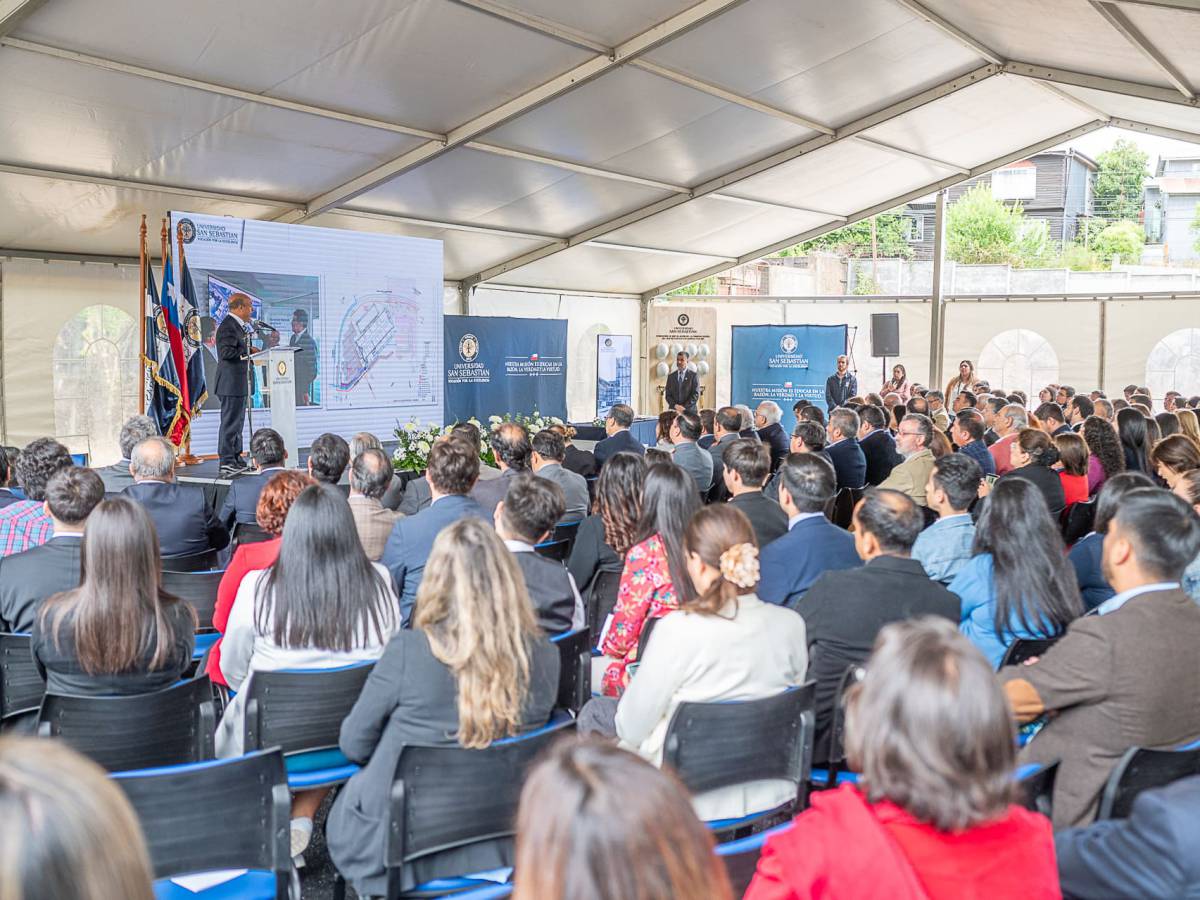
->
[614,503,808,822]
[216,483,400,861]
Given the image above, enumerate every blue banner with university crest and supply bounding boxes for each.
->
[730,324,848,433]
[444,315,568,423]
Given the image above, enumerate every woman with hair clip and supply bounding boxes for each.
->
[327,518,559,897]
[596,462,700,697]
[216,484,401,862]
[550,422,597,478]
[1173,469,1200,603]
[950,477,1083,669]
[744,618,1058,900]
[880,363,911,403]
[988,427,1066,516]
[33,497,196,697]
[944,360,975,409]
[512,739,733,900]
[1081,414,1124,495]
[611,503,807,820]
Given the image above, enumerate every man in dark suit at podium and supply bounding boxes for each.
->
[664,351,700,415]
[289,308,318,406]
[215,293,256,476]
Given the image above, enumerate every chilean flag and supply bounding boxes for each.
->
[530,353,539,362]
[160,246,190,446]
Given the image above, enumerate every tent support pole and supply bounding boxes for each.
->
[928,190,947,390]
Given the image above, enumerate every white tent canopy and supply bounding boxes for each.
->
[3,0,1200,299]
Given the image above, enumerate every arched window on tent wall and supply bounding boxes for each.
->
[1146,329,1200,401]
[53,305,139,465]
[977,329,1060,402]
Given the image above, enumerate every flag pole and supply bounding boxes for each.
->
[176,221,200,467]
[138,214,147,416]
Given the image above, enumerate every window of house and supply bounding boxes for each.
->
[977,329,1059,401]
[904,215,924,242]
[1146,328,1200,400]
[991,164,1037,201]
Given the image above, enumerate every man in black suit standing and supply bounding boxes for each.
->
[219,428,288,530]
[0,467,103,632]
[215,293,257,476]
[122,437,229,559]
[664,351,699,415]
[592,404,645,469]
[289,308,318,406]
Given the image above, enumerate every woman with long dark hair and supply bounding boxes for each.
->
[880,363,911,403]
[1155,411,1181,440]
[596,463,700,696]
[34,498,196,696]
[1117,407,1152,475]
[216,484,400,860]
[567,452,646,628]
[1151,433,1200,490]
[1081,415,1124,495]
[1054,432,1090,508]
[949,478,1083,668]
[655,410,677,451]
[993,428,1066,516]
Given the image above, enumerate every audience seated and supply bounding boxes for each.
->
[530,428,590,521]
[952,409,996,477]
[567,452,644,620]
[592,504,807,821]
[382,436,489,626]
[1151,432,1200,491]
[755,401,789,473]
[0,738,155,900]
[705,406,744,504]
[735,404,761,441]
[1177,408,1200,445]
[798,489,958,762]
[758,453,859,607]
[596,462,698,697]
[764,421,834,503]
[1082,414,1124,495]
[122,437,228,558]
[746,618,1058,900]
[1117,407,1152,475]
[218,427,288,530]
[96,414,157,493]
[347,448,402,561]
[349,432,405,510]
[655,410,677,452]
[912,454,981,585]
[857,404,899,485]
[824,407,867,491]
[217,484,400,860]
[1037,402,1071,438]
[33,497,197,696]
[878,414,936,506]
[0,467,102,633]
[670,412,714,495]
[495,474,581,634]
[1054,432,1091,508]
[472,422,531,517]
[1068,472,1155,611]
[1001,488,1200,828]
[698,408,717,451]
[550,423,597,478]
[307,432,350,486]
[994,428,1067,517]
[989,403,1026,476]
[593,404,645,469]
[207,470,314,686]
[0,437,74,558]
[721,439,788,548]
[511,738,732,900]
[1156,411,1181,440]
[0,447,17,510]
[1067,395,1093,432]
[399,421,498,515]
[951,478,1081,668]
[327,518,559,896]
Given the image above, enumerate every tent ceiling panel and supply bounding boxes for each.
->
[490,243,734,295]
[917,0,1174,88]
[478,0,699,46]
[482,66,816,187]
[1055,84,1200,137]
[601,196,834,259]
[861,75,1097,171]
[351,146,674,237]
[1116,3,1200,92]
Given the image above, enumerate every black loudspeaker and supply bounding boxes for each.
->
[871,313,900,358]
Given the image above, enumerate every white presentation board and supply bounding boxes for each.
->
[171,212,443,454]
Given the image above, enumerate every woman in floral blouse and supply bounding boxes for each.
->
[598,462,700,696]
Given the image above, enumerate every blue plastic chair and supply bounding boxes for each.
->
[0,632,43,726]
[717,821,793,895]
[1098,738,1200,819]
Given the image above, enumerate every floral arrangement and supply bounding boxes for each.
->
[480,410,565,467]
[392,410,565,472]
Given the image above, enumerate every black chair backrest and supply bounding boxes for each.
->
[585,569,622,640]
[386,716,577,894]
[1062,498,1096,546]
[1097,743,1200,819]
[827,664,864,774]
[1017,761,1059,818]
[551,520,581,549]
[231,521,273,547]
[534,539,569,563]
[0,632,44,722]
[999,637,1058,669]
[161,570,224,631]
[114,748,290,898]
[242,663,374,756]
[662,682,816,807]
[39,677,216,772]
[162,550,220,573]
[830,488,858,529]
[636,614,661,661]
[550,628,590,713]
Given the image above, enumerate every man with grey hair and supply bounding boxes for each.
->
[348,448,401,561]
[734,404,762,442]
[754,400,788,473]
[878,414,936,506]
[97,415,158,493]
[1093,397,1114,423]
[123,437,228,558]
[989,403,1028,476]
[825,407,867,491]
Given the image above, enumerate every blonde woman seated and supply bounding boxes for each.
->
[581,504,808,822]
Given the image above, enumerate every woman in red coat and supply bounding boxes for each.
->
[206,470,313,685]
[745,618,1060,900]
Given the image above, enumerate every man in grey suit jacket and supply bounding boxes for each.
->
[530,428,589,521]
[1000,488,1200,829]
[471,422,530,518]
[669,412,712,495]
[706,406,744,504]
[96,414,157,493]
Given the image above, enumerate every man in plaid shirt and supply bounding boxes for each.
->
[0,438,74,557]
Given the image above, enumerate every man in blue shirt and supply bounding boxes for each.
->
[913,454,981,584]
[952,410,995,477]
